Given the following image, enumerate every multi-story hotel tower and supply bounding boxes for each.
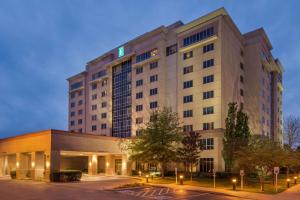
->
[67,8,283,171]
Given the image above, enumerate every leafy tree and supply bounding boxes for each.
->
[127,107,182,178]
[177,131,202,181]
[222,103,251,172]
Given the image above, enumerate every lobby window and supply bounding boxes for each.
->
[183,110,193,118]
[92,94,97,100]
[150,75,158,83]
[183,65,193,74]
[203,43,214,53]
[78,100,83,106]
[240,62,244,70]
[101,113,107,119]
[203,75,214,84]
[150,61,158,70]
[183,95,193,103]
[203,59,214,69]
[136,104,143,112]
[92,83,97,90]
[240,75,244,83]
[183,51,193,60]
[136,66,143,74]
[70,111,75,117]
[240,89,244,96]
[136,79,143,87]
[166,44,177,56]
[78,119,83,124]
[70,121,75,126]
[183,125,193,132]
[91,115,97,121]
[101,124,107,129]
[150,88,158,96]
[200,138,214,150]
[136,92,143,99]
[203,122,214,130]
[92,125,97,131]
[70,102,75,108]
[150,101,158,109]
[183,27,214,47]
[183,80,193,89]
[203,106,214,115]
[136,117,143,124]
[102,102,107,108]
[203,91,214,99]
[78,109,83,115]
[199,158,214,173]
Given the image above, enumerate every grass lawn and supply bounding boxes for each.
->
[137,175,297,194]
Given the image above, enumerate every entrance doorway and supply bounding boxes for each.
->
[115,159,122,175]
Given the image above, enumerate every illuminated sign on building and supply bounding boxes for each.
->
[118,46,125,58]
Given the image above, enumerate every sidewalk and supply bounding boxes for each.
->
[147,182,300,200]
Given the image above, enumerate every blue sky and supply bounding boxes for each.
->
[0,0,299,138]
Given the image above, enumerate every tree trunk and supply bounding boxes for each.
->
[190,164,193,182]
[260,176,265,192]
[161,162,165,179]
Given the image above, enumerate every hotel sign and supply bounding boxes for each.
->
[118,46,125,58]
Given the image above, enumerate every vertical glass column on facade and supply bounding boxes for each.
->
[112,60,132,137]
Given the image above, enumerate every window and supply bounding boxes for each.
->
[70,93,75,99]
[200,138,214,150]
[150,75,158,83]
[78,100,83,106]
[203,75,214,84]
[183,65,193,74]
[136,79,143,87]
[203,106,214,115]
[183,125,193,132]
[183,27,214,47]
[150,61,158,69]
[70,102,75,108]
[150,88,158,96]
[199,158,214,172]
[240,49,244,57]
[240,63,244,70]
[136,66,143,74]
[78,119,82,124]
[101,102,107,108]
[70,111,75,117]
[136,92,143,99]
[101,124,107,129]
[92,83,97,90]
[70,81,83,91]
[136,117,143,124]
[101,113,107,119]
[92,69,107,81]
[183,110,193,118]
[78,109,83,115]
[203,59,214,69]
[203,91,214,99]
[92,104,97,110]
[240,76,244,83]
[183,95,193,103]
[101,91,107,97]
[136,48,158,63]
[101,80,107,87]
[183,51,193,60]
[150,101,158,109]
[78,91,82,96]
[92,94,97,100]
[203,122,214,130]
[166,44,177,56]
[70,121,75,126]
[240,89,244,96]
[183,80,193,89]
[203,43,214,53]
[78,128,82,133]
[92,125,97,131]
[136,105,143,112]
[91,115,97,121]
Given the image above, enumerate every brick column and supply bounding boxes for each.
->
[88,155,98,175]
[121,154,130,176]
[15,153,22,179]
[30,152,36,180]
[44,151,60,182]
[105,155,114,176]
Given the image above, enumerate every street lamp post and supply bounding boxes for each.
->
[294,176,297,184]
[179,175,184,185]
[146,175,149,183]
[287,178,290,188]
[232,178,237,191]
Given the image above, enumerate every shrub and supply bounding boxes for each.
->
[10,171,16,179]
[50,170,82,182]
[215,172,240,179]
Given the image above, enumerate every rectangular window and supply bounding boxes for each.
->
[150,101,158,109]
[183,110,193,118]
[203,59,214,69]
[183,27,214,47]
[136,92,143,99]
[78,109,83,115]
[70,81,83,91]
[199,158,214,172]
[240,89,244,96]
[101,91,107,97]
[183,65,193,74]
[183,125,193,132]
[150,61,158,69]
[203,106,214,115]
[92,83,97,90]
[183,95,193,103]
[136,66,143,74]
[240,76,244,83]
[78,91,82,96]
[203,43,214,53]
[183,80,193,89]
[70,121,75,126]
[150,75,158,83]
[101,102,107,108]
[92,125,97,131]
[70,111,75,117]
[101,124,107,129]
[203,91,214,99]
[92,104,97,110]
[166,44,177,56]
[91,115,97,121]
[70,93,75,99]
[78,100,83,106]
[92,69,107,81]
[92,94,97,100]
[70,102,75,108]
[136,48,158,63]
[240,63,244,70]
[136,117,143,124]
[203,122,214,130]
[200,138,214,150]
[136,79,143,87]
[183,51,193,60]
[203,75,214,84]
[101,80,107,87]
[150,88,158,96]
[101,113,107,119]
[136,104,143,112]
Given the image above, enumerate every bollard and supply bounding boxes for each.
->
[179,175,184,185]
[287,178,290,188]
[146,175,149,183]
[294,176,297,184]
[232,178,237,191]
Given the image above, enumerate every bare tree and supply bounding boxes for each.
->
[284,116,300,149]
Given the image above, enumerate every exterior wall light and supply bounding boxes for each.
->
[31,162,35,168]
[46,161,50,169]
[89,161,92,167]
[16,162,19,168]
[92,155,97,162]
[106,162,110,167]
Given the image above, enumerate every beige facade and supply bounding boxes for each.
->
[67,8,283,172]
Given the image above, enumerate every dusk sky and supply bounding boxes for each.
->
[0,0,299,138]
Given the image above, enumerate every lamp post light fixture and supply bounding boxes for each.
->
[138,171,142,177]
[232,178,237,191]
[287,178,290,188]
[146,175,149,183]
[294,176,297,184]
[179,175,184,185]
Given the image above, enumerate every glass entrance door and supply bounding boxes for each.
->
[115,159,122,175]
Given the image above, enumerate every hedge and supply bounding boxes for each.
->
[50,170,82,182]
[10,171,16,179]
